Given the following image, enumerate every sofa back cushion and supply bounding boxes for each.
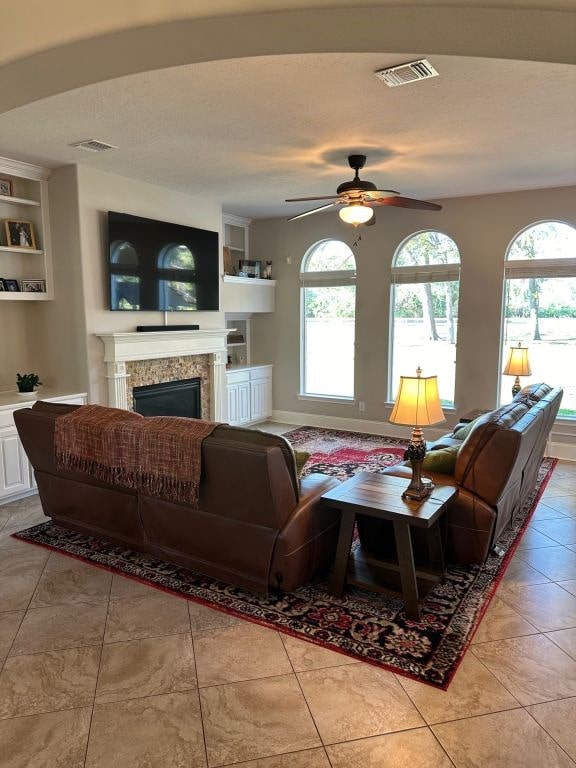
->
[454,388,562,506]
[199,438,297,530]
[209,424,300,498]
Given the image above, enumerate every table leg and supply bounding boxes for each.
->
[329,509,356,597]
[393,520,420,620]
[427,521,445,577]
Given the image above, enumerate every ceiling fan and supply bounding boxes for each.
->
[286,154,442,226]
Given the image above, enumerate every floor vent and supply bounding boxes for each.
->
[69,139,118,153]
[374,59,439,87]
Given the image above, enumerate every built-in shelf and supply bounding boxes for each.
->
[223,275,276,287]
[0,195,41,207]
[0,246,44,255]
[0,292,49,301]
[0,156,53,300]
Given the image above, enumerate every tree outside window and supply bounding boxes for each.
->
[390,231,460,406]
[300,240,356,398]
[502,221,576,416]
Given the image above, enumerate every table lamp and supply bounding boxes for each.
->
[503,342,531,397]
[389,367,445,500]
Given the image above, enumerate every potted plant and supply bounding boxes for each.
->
[16,372,42,393]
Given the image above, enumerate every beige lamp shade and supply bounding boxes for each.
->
[389,369,445,427]
[503,344,532,377]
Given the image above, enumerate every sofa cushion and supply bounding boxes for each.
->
[422,445,459,475]
[452,417,480,441]
[208,425,300,498]
[294,450,310,477]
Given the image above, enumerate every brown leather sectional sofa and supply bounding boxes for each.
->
[15,401,340,592]
[358,383,563,564]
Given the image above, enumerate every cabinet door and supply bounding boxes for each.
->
[250,379,264,423]
[0,428,31,498]
[227,383,239,425]
[238,382,251,424]
[261,375,272,418]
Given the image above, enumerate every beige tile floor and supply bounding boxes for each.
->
[0,459,575,767]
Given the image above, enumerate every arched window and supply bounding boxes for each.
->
[300,239,356,398]
[157,244,197,311]
[390,231,461,406]
[110,240,140,310]
[502,220,576,416]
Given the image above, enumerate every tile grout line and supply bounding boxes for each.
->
[187,602,211,768]
[278,632,334,766]
[81,568,114,768]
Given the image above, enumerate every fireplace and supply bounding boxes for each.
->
[97,329,230,421]
[133,377,201,418]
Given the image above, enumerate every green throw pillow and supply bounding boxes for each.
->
[294,450,310,478]
[452,416,480,441]
[422,446,459,475]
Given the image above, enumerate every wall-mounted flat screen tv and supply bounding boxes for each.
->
[107,211,219,311]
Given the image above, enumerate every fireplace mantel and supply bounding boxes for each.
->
[97,329,230,419]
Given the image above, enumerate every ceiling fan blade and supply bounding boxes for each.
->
[287,202,336,221]
[363,189,400,200]
[373,195,442,211]
[285,195,340,202]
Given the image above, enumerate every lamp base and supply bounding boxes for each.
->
[402,429,434,500]
[511,376,521,397]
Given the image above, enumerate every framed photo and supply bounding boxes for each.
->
[238,259,261,279]
[21,279,46,293]
[0,178,13,197]
[2,278,20,292]
[223,246,235,275]
[0,280,4,291]
[4,219,36,249]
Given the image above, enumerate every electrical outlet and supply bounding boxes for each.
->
[359,401,366,412]
[286,256,292,264]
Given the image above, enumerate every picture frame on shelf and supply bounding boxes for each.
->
[2,278,20,292]
[238,259,261,278]
[4,219,36,249]
[0,178,13,197]
[21,279,46,293]
[0,280,4,291]
[223,246,235,275]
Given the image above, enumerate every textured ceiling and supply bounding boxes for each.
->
[1,52,574,218]
[1,2,574,221]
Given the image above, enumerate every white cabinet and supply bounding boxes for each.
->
[227,379,251,425]
[0,430,31,497]
[0,390,87,505]
[0,156,53,301]
[226,366,272,426]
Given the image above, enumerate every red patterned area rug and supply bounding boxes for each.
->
[14,428,556,689]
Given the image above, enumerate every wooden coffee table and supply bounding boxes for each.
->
[321,472,458,620]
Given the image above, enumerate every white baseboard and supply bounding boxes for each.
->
[271,410,576,462]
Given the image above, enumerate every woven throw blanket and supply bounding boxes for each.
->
[54,404,219,506]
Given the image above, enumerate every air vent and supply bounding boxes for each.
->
[69,139,118,153]
[374,59,439,87]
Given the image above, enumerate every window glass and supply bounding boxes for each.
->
[502,221,576,416]
[390,231,460,406]
[301,240,356,398]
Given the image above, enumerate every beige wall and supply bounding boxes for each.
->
[249,185,576,439]
[0,303,36,391]
[75,166,223,404]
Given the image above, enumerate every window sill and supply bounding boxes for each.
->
[298,394,355,405]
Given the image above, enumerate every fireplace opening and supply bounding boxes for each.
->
[133,378,201,418]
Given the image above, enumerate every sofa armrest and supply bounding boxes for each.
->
[299,472,340,499]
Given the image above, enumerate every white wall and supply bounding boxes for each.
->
[249,185,576,449]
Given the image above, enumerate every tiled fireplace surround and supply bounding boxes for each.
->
[97,329,230,421]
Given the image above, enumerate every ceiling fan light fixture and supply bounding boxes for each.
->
[339,203,374,226]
